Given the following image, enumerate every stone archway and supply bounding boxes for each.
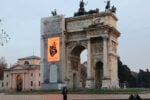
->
[40,11,120,89]
[16,74,23,91]
[70,45,86,88]
[95,61,103,88]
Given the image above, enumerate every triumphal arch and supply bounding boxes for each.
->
[40,0,120,89]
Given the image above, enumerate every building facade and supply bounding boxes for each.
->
[3,56,40,91]
[0,80,4,91]
[41,1,120,89]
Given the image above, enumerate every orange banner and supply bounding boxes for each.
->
[47,37,60,62]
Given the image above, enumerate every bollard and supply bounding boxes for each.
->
[62,86,67,100]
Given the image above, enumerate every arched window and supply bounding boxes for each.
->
[24,61,29,65]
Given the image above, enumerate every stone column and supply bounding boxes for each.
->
[86,38,93,88]
[66,50,72,88]
[23,73,25,90]
[102,35,110,88]
[10,73,12,89]
[103,36,108,78]
[64,48,69,84]
[40,36,45,83]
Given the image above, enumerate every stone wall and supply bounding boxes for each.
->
[66,12,117,33]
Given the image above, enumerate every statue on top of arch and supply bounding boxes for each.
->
[105,0,117,13]
[74,0,99,16]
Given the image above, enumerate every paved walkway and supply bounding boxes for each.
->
[0,93,150,100]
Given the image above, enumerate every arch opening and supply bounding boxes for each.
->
[80,49,87,88]
[70,45,87,88]
[16,74,23,91]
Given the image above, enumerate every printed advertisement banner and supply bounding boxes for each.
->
[47,37,60,62]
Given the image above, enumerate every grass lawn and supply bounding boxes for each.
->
[68,88,150,94]
[5,88,150,94]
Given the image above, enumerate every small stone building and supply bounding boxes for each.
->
[3,56,40,91]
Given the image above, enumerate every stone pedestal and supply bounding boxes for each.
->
[102,79,111,88]
[86,79,94,88]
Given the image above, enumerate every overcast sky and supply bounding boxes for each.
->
[0,0,150,72]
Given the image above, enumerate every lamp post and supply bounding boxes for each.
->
[0,19,10,46]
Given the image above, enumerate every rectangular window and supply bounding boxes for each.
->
[6,82,8,87]
[31,73,33,77]
[2,82,4,87]
[31,81,33,86]
[39,81,40,86]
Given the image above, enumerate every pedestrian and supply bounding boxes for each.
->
[128,94,134,100]
[62,86,67,100]
[128,94,142,100]
[134,94,141,100]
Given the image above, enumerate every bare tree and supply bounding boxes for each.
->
[0,19,10,46]
[0,57,8,80]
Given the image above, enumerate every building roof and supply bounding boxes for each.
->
[22,64,40,69]
[18,55,40,60]
[4,64,40,71]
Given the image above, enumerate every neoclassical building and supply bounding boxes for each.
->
[3,56,40,91]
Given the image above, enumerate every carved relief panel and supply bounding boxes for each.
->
[87,30,103,38]
[91,38,103,54]
[66,32,86,42]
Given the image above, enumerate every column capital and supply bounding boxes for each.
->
[102,34,109,39]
